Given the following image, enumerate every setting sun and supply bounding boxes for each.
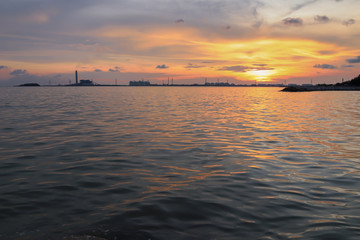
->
[248,70,276,81]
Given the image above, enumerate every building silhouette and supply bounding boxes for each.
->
[129,80,151,86]
[72,71,94,86]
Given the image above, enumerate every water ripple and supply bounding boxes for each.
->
[0,87,359,239]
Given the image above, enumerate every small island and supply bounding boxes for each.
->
[282,74,360,92]
[17,83,40,87]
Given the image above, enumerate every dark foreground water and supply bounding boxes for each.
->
[0,86,359,240]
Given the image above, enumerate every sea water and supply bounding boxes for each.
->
[0,86,359,240]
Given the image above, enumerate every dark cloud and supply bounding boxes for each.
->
[184,63,204,69]
[94,69,102,72]
[252,19,263,29]
[224,25,232,30]
[314,15,330,24]
[289,0,319,14]
[343,19,355,26]
[219,64,274,72]
[252,6,259,18]
[156,64,169,69]
[282,17,303,26]
[175,19,184,24]
[108,66,121,72]
[253,64,267,67]
[10,69,27,75]
[313,64,337,69]
[0,65,8,69]
[253,65,274,71]
[251,1,265,28]
[342,65,355,68]
[219,65,250,72]
[318,50,335,55]
[346,56,360,63]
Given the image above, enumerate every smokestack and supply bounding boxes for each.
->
[75,70,78,85]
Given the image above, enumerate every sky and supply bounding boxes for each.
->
[0,0,359,86]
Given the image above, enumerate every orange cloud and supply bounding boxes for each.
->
[5,24,359,83]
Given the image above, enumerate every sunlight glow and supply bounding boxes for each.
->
[248,70,276,81]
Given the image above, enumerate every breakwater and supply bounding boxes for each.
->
[282,85,360,92]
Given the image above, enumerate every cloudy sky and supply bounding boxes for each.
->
[0,0,359,85]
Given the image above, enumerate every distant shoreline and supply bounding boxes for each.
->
[16,84,285,88]
[14,84,360,91]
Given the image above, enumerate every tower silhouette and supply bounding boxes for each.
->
[75,71,78,85]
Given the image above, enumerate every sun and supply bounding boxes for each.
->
[248,70,275,81]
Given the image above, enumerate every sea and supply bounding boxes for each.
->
[0,86,359,240]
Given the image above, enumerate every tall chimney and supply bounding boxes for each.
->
[75,70,78,85]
